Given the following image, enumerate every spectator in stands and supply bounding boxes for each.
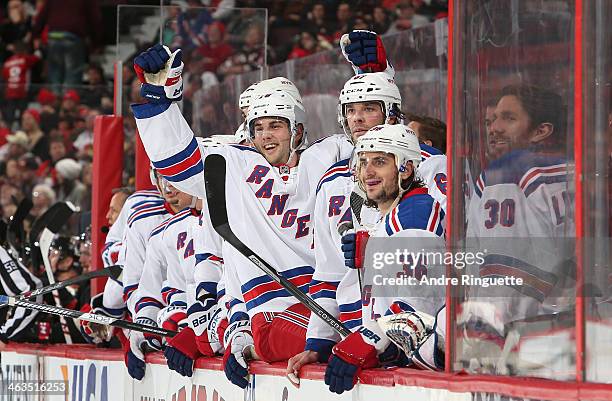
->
[1,41,40,127]
[36,133,68,178]
[194,21,234,74]
[224,5,266,48]
[54,158,86,209]
[0,116,10,147]
[32,0,103,91]
[0,130,29,161]
[217,23,264,78]
[332,1,353,43]
[17,154,40,195]
[0,183,21,220]
[372,6,392,35]
[36,88,60,133]
[21,109,49,162]
[31,183,55,218]
[305,2,334,40]
[4,158,22,189]
[60,89,80,119]
[0,0,32,62]
[388,1,431,33]
[177,0,213,51]
[288,31,331,60]
[79,160,92,211]
[80,64,112,110]
[73,109,99,158]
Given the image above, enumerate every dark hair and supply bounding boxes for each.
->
[498,84,565,134]
[406,113,447,153]
[49,134,65,144]
[111,186,134,196]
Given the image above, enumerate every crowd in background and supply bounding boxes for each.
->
[0,0,447,230]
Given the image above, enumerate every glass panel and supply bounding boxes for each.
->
[451,0,577,380]
[116,5,268,135]
[584,0,612,384]
[266,25,447,142]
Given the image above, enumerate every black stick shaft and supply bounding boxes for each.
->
[0,295,176,337]
[204,154,351,338]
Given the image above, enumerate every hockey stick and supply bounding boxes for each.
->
[203,154,350,338]
[21,265,122,300]
[37,201,77,343]
[6,197,33,258]
[0,294,177,337]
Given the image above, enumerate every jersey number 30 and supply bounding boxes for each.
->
[484,198,515,229]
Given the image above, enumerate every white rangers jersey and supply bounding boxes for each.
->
[102,190,161,269]
[133,208,198,322]
[132,102,353,317]
[466,149,574,317]
[352,186,446,369]
[0,246,42,341]
[306,158,362,355]
[418,144,447,212]
[121,200,176,315]
[100,190,161,317]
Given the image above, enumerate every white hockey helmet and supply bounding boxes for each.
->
[246,91,307,153]
[200,134,237,146]
[338,72,402,141]
[234,122,249,144]
[254,77,303,106]
[239,81,260,110]
[239,77,303,111]
[354,124,421,192]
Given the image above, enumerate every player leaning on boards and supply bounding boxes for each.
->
[324,124,446,394]
[161,77,311,378]
[130,43,358,388]
[287,30,447,382]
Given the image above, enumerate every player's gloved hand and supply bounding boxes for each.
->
[222,317,255,389]
[324,329,380,394]
[164,327,198,377]
[157,305,188,333]
[196,305,226,356]
[341,233,357,268]
[125,322,156,381]
[134,43,183,103]
[163,299,216,377]
[79,293,118,345]
[340,30,388,73]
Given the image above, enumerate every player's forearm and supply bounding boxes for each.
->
[132,102,206,199]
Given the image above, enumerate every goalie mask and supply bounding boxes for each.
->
[338,72,402,142]
[353,124,421,195]
[246,91,307,157]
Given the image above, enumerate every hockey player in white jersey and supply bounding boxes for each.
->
[460,85,574,375]
[80,188,161,346]
[323,124,446,394]
[131,43,358,388]
[288,71,404,376]
[129,202,203,378]
[160,77,306,378]
[120,172,195,380]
